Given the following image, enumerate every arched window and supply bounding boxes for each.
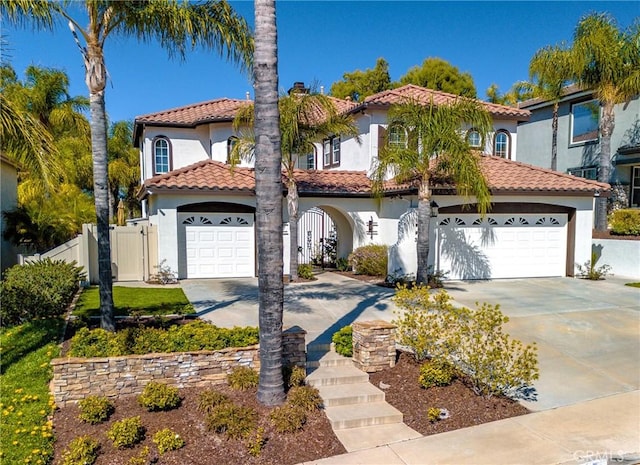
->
[153,137,171,174]
[493,130,510,159]
[227,136,238,164]
[389,125,408,149]
[466,129,482,148]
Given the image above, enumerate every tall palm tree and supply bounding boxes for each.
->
[232,91,359,280]
[526,44,572,171]
[253,0,285,406]
[373,98,493,285]
[570,13,640,231]
[3,0,252,331]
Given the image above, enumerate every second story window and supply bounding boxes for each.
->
[153,137,171,174]
[493,130,510,159]
[389,125,408,149]
[467,129,482,148]
[227,136,238,164]
[571,99,599,144]
[305,152,315,170]
[323,136,340,168]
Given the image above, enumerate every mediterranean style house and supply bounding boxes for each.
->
[517,86,639,208]
[133,84,609,281]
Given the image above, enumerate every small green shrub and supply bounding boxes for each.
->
[576,252,612,280]
[284,365,307,388]
[419,359,456,388]
[206,403,257,439]
[107,416,145,449]
[332,325,353,357]
[335,257,351,271]
[153,428,185,455]
[0,259,85,327]
[269,404,307,433]
[197,390,231,414]
[77,396,114,424]
[61,435,100,465]
[245,427,266,457]
[427,407,442,423]
[128,446,150,465]
[348,244,388,277]
[610,209,640,236]
[138,382,181,412]
[287,385,323,411]
[297,263,315,280]
[227,366,259,390]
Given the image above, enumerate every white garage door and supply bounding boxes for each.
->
[183,214,255,278]
[436,214,567,280]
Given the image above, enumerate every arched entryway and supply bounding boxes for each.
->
[297,204,354,268]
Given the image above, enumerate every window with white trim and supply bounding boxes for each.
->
[493,130,510,159]
[571,99,599,144]
[389,125,408,149]
[323,136,340,168]
[226,136,238,164]
[305,153,315,170]
[568,166,598,180]
[153,137,171,174]
[467,129,482,148]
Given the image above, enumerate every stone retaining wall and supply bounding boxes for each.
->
[51,326,306,406]
[352,320,397,373]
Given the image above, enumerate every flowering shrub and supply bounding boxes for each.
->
[348,244,388,277]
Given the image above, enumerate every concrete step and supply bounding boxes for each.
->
[307,350,354,369]
[306,365,369,387]
[333,423,422,452]
[324,401,404,430]
[316,382,385,407]
[306,342,332,353]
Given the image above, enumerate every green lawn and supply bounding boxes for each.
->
[624,282,640,288]
[0,319,63,464]
[73,286,195,318]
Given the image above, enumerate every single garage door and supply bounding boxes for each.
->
[436,214,567,280]
[183,214,255,278]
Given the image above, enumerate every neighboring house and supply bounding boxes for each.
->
[133,84,608,281]
[517,87,640,208]
[0,155,18,272]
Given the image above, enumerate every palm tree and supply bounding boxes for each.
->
[253,0,285,406]
[3,0,253,331]
[373,97,493,285]
[232,90,359,280]
[526,44,572,171]
[570,13,640,231]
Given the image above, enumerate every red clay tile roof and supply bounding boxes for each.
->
[139,157,609,199]
[135,98,251,126]
[356,84,530,120]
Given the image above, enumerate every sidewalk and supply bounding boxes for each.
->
[300,390,640,465]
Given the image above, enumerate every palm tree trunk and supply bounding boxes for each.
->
[551,103,559,171]
[416,179,432,285]
[287,177,299,281]
[254,0,285,406]
[86,41,115,331]
[595,103,614,231]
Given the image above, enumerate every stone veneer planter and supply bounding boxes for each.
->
[51,326,306,406]
[352,320,397,373]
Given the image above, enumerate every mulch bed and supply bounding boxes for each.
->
[53,385,346,465]
[369,352,530,435]
[592,229,640,241]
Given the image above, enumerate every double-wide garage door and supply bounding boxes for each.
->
[436,213,567,280]
[182,214,254,278]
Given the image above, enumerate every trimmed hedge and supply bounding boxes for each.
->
[610,209,640,236]
[68,320,259,357]
[348,244,388,277]
[0,259,85,327]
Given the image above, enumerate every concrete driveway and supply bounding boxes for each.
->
[180,272,640,412]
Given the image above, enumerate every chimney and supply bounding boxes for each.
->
[288,81,309,95]
[245,91,251,101]
[320,85,325,95]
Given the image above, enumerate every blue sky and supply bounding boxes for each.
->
[4,1,638,123]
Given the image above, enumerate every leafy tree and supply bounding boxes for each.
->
[232,90,359,281]
[253,0,285,406]
[569,13,640,231]
[399,57,476,98]
[526,44,573,171]
[373,97,492,284]
[108,121,141,220]
[2,0,253,331]
[330,57,392,102]
[485,83,532,106]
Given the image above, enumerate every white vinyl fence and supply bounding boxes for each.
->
[19,223,158,283]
